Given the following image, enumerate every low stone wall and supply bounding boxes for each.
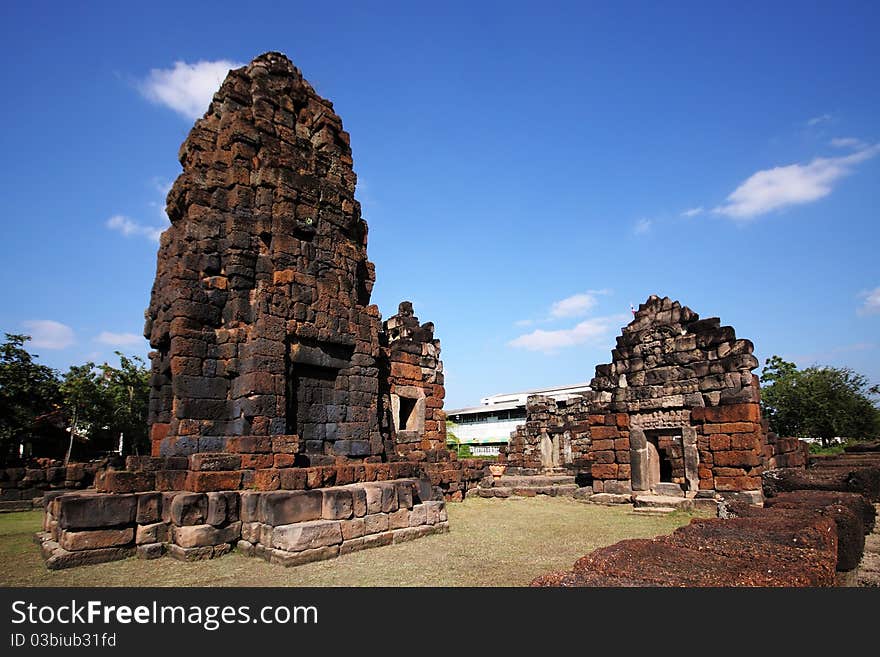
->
[417,457,490,501]
[37,478,446,570]
[96,452,425,494]
[763,464,880,501]
[90,450,487,503]
[1,458,111,511]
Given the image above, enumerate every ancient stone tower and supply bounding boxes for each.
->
[36,54,488,571]
[144,52,438,463]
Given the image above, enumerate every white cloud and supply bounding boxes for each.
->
[22,320,75,349]
[139,59,242,120]
[681,207,703,217]
[830,137,867,150]
[713,144,880,220]
[96,332,145,347]
[858,287,880,316]
[550,293,599,318]
[806,114,832,126]
[633,218,652,235]
[508,315,626,353]
[106,215,166,243]
[516,290,612,326]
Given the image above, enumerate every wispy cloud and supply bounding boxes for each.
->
[830,137,867,150]
[858,286,880,316]
[713,143,880,221]
[106,215,165,243]
[806,114,832,126]
[139,59,241,120]
[96,332,145,347]
[681,207,703,217]
[632,218,652,235]
[551,293,599,318]
[508,314,627,354]
[22,320,75,349]
[517,290,612,327]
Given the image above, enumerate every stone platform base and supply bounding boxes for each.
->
[37,478,446,570]
[1,499,39,513]
[585,491,722,513]
[467,474,581,499]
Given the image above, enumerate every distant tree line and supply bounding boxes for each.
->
[760,355,880,447]
[0,334,151,466]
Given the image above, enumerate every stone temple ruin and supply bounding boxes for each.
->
[36,52,483,570]
[496,295,806,504]
[33,52,879,585]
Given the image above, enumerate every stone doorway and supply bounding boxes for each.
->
[630,426,699,494]
[646,432,679,492]
[284,339,354,455]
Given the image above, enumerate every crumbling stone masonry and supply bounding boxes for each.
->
[503,295,805,500]
[39,480,448,569]
[145,51,386,462]
[382,301,447,455]
[1,458,110,512]
[37,52,471,569]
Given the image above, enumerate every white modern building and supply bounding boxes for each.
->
[446,383,592,456]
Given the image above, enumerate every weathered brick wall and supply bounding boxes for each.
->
[415,454,489,502]
[500,395,591,472]
[383,302,446,455]
[144,52,384,462]
[1,459,110,506]
[503,295,797,496]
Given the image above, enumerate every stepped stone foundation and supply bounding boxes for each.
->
[37,52,474,570]
[37,478,447,569]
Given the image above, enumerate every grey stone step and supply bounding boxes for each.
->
[652,483,686,497]
[0,500,36,513]
[478,484,583,499]
[631,506,677,516]
[632,494,694,510]
[589,493,633,505]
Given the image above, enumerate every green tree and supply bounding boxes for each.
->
[445,421,473,458]
[0,334,61,463]
[59,362,109,464]
[99,353,151,456]
[760,355,880,447]
[58,353,151,462]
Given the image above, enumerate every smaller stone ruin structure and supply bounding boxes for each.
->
[501,295,807,503]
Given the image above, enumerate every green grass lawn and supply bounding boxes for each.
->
[0,498,711,587]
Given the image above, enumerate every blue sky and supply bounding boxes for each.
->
[1,1,878,410]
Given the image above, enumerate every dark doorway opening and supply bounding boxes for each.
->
[398,397,418,432]
[645,430,682,489]
[658,445,673,482]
